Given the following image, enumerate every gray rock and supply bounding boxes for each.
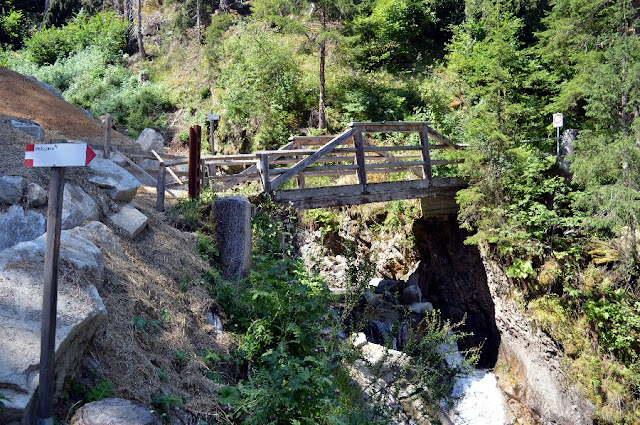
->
[361,289,379,308]
[105,204,148,238]
[0,222,108,424]
[25,75,65,100]
[211,196,252,282]
[372,279,403,295]
[87,158,140,202]
[95,150,128,167]
[0,176,26,204]
[71,398,158,425]
[0,205,46,252]
[62,184,99,230]
[206,312,224,332]
[409,301,433,315]
[399,284,422,305]
[10,119,44,141]
[135,128,164,152]
[26,183,47,207]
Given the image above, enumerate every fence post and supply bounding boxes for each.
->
[294,139,306,189]
[103,114,112,160]
[419,127,432,183]
[354,130,367,187]
[200,158,206,194]
[157,162,166,212]
[188,125,202,199]
[257,153,271,192]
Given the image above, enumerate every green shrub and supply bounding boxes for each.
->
[24,11,128,66]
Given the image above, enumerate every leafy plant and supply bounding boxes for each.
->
[86,380,113,403]
[0,391,9,409]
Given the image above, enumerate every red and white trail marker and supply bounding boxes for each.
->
[25,143,96,167]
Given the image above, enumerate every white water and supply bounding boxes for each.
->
[448,369,506,425]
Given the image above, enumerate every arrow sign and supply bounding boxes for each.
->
[25,143,96,167]
[206,114,220,121]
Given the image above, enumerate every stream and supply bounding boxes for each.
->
[448,367,506,425]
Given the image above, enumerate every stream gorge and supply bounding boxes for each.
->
[297,206,595,424]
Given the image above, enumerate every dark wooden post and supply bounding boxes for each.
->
[103,114,112,160]
[200,158,206,194]
[257,153,271,192]
[188,126,202,199]
[354,130,367,187]
[156,161,166,212]
[37,167,65,425]
[419,127,432,184]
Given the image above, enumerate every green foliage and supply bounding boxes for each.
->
[207,21,312,151]
[85,380,113,402]
[196,234,219,264]
[24,11,128,65]
[152,393,183,413]
[0,8,25,50]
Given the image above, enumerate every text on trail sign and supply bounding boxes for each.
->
[553,113,564,128]
[25,143,96,167]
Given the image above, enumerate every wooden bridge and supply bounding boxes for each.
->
[93,121,467,211]
[162,121,467,210]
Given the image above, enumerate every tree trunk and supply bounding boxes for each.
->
[219,0,230,12]
[196,0,201,42]
[44,0,50,14]
[318,40,327,129]
[137,0,146,59]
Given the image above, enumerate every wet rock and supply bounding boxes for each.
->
[372,279,403,295]
[361,289,379,308]
[399,284,421,305]
[71,398,158,425]
[0,205,46,252]
[26,183,47,207]
[364,320,393,346]
[0,176,26,204]
[409,302,433,315]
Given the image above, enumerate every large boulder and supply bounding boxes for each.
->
[0,205,46,251]
[71,398,159,425]
[62,184,99,230]
[87,158,140,202]
[0,176,26,204]
[135,128,164,152]
[211,196,252,281]
[105,204,148,238]
[0,222,117,425]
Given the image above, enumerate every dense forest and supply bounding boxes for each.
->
[1,0,640,423]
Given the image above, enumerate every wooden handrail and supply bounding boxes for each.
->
[268,128,354,191]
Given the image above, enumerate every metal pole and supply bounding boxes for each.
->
[188,127,197,199]
[37,167,65,425]
[156,162,166,212]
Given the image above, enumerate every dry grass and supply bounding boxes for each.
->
[0,67,231,423]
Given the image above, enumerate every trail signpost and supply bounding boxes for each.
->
[206,112,220,155]
[25,141,96,425]
[553,113,564,157]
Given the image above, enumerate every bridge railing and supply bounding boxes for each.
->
[162,122,464,196]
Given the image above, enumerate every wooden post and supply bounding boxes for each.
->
[257,153,271,192]
[103,114,112,160]
[419,128,432,183]
[208,114,216,155]
[157,162,166,212]
[208,163,217,191]
[354,130,367,187]
[37,167,65,425]
[188,126,202,199]
[200,158,206,194]
[196,125,202,197]
[295,139,305,189]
